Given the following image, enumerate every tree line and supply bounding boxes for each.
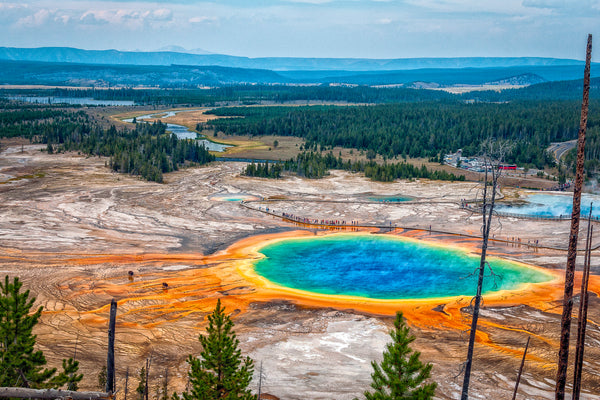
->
[1,85,454,106]
[3,75,597,106]
[243,151,465,181]
[0,107,90,139]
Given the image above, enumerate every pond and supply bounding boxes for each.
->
[367,195,413,202]
[252,234,553,300]
[210,193,261,202]
[495,193,600,219]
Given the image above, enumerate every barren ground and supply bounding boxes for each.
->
[1,143,599,400]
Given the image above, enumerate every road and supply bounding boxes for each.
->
[547,139,577,162]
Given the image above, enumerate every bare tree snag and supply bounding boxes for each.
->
[106,299,117,394]
[258,361,263,400]
[145,356,151,400]
[555,33,592,400]
[461,140,507,399]
[512,336,531,400]
[573,216,593,400]
[124,367,129,400]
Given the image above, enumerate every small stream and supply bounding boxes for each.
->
[124,110,230,152]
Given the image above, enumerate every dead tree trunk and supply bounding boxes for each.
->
[145,356,152,400]
[512,336,531,400]
[163,368,168,400]
[573,215,593,400]
[461,145,504,400]
[555,33,592,400]
[106,299,117,394]
[257,361,263,400]
[124,367,129,400]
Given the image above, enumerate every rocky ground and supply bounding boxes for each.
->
[1,142,599,399]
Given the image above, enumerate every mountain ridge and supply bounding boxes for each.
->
[0,46,590,71]
[1,59,598,88]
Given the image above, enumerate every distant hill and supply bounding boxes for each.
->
[485,73,546,86]
[155,45,212,55]
[463,77,600,102]
[0,46,591,71]
[0,59,597,89]
[1,58,598,103]
[281,66,596,85]
[0,60,290,86]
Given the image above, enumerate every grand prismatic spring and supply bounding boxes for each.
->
[250,234,554,300]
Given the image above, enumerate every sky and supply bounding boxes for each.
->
[1,0,598,60]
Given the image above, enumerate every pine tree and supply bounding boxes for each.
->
[181,299,255,400]
[161,369,169,400]
[136,366,146,400]
[98,365,107,391]
[49,358,83,390]
[0,276,56,388]
[360,312,436,400]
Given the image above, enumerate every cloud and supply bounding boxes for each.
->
[189,16,218,24]
[522,0,600,15]
[0,3,33,24]
[0,3,27,11]
[58,14,71,24]
[521,0,567,9]
[79,8,173,27]
[403,0,530,15]
[80,10,125,25]
[282,0,335,4]
[17,9,53,27]
[0,0,596,59]
[150,9,173,21]
[79,11,108,25]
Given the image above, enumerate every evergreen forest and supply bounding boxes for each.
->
[207,101,600,171]
[244,152,465,181]
[3,85,600,181]
[2,75,599,106]
[0,104,214,182]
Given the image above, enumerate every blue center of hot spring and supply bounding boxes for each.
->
[252,234,552,299]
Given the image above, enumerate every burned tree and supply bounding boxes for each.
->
[106,299,117,394]
[572,213,593,400]
[461,140,511,400]
[512,337,531,400]
[555,34,592,400]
